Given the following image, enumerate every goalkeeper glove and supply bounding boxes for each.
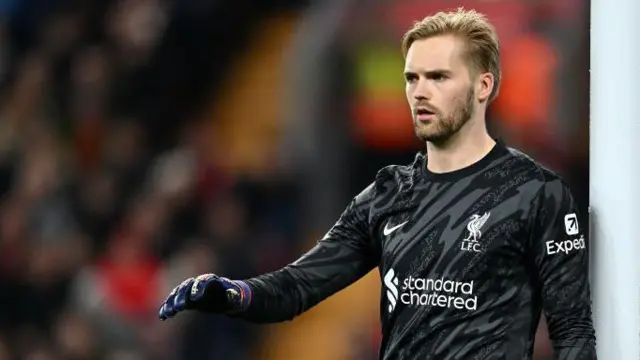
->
[158,274,251,320]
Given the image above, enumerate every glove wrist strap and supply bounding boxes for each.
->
[219,278,252,315]
[234,280,252,310]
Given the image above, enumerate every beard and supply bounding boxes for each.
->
[413,86,475,144]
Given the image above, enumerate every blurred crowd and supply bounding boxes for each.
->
[0,1,307,359]
[0,1,589,360]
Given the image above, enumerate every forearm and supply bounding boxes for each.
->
[232,184,377,323]
[541,247,596,359]
[235,239,377,323]
[238,267,309,323]
[547,307,596,359]
[554,343,597,360]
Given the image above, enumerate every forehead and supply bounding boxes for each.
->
[404,35,468,71]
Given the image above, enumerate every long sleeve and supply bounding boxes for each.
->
[238,183,379,323]
[529,178,597,359]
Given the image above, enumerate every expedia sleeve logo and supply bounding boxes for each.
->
[545,213,585,255]
[564,213,579,235]
[545,235,586,255]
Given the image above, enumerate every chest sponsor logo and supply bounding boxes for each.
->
[384,268,477,313]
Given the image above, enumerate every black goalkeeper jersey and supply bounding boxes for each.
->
[240,140,596,360]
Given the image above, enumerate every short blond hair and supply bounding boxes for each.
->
[401,8,501,102]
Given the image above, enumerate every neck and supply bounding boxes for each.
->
[425,117,495,174]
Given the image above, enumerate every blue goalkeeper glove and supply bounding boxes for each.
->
[158,274,251,320]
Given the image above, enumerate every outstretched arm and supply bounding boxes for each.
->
[239,183,379,323]
[158,184,380,324]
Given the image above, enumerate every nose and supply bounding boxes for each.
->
[412,77,432,101]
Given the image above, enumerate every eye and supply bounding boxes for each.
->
[429,73,448,82]
[404,73,418,83]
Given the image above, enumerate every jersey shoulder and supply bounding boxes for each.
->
[505,146,565,184]
[349,153,424,212]
[373,153,424,194]
[504,146,576,206]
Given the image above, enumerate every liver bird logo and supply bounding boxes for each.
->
[464,212,491,242]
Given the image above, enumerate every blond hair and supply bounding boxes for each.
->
[401,8,501,102]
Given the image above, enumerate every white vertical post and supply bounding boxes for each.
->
[590,0,640,358]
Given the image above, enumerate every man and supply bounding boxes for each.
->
[158,8,596,359]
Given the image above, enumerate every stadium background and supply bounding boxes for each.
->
[0,0,589,359]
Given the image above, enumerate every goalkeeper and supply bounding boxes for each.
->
[159,8,596,360]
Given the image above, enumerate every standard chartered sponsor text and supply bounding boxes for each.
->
[401,276,477,310]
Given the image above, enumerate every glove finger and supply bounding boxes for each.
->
[160,293,177,320]
[159,282,183,320]
[173,278,194,312]
[159,303,169,320]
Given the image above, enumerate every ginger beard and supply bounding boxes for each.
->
[412,85,476,144]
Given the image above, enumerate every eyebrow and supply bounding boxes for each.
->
[403,69,453,77]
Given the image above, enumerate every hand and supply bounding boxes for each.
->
[158,274,249,320]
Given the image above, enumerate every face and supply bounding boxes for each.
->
[404,35,483,144]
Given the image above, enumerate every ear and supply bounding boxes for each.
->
[476,72,494,103]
